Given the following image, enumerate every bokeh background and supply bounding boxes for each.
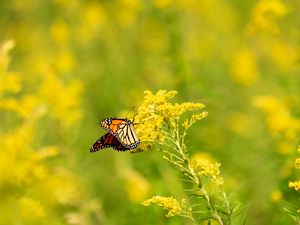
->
[1,0,300,224]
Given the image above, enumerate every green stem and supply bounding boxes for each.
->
[202,188,224,225]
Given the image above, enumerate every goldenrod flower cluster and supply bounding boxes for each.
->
[122,169,150,203]
[289,181,300,192]
[134,90,207,149]
[191,159,224,186]
[253,96,300,154]
[138,90,235,224]
[142,196,190,218]
[246,0,288,35]
[0,40,91,224]
[288,146,300,192]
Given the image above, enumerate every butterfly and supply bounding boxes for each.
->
[90,118,140,152]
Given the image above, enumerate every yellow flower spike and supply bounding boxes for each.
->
[135,90,206,149]
[142,196,187,217]
[182,111,208,129]
[0,39,15,72]
[140,90,233,223]
[191,159,224,187]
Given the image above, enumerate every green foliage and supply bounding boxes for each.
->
[1,0,300,224]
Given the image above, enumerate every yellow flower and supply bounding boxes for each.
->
[135,90,206,149]
[0,72,22,96]
[295,157,300,169]
[289,181,300,192]
[123,169,150,203]
[270,190,283,202]
[142,196,187,217]
[114,0,141,27]
[83,1,106,30]
[0,39,15,72]
[230,48,259,86]
[39,71,83,127]
[50,20,70,44]
[252,95,300,153]
[55,50,76,72]
[265,40,298,70]
[18,197,46,222]
[154,0,172,8]
[226,112,252,136]
[246,0,288,35]
[191,159,224,186]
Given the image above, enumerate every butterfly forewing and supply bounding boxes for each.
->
[100,118,127,133]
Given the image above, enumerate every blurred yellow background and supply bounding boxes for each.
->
[0,0,300,224]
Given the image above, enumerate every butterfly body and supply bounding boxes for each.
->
[90,117,140,152]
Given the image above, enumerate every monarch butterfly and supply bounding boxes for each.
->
[90,117,140,152]
[90,132,131,152]
[100,118,140,149]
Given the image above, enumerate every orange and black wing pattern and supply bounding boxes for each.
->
[100,118,126,134]
[90,133,131,152]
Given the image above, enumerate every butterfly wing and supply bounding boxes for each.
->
[90,132,130,152]
[100,118,126,134]
[115,122,140,149]
[97,117,140,150]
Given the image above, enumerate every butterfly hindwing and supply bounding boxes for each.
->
[115,122,140,149]
[90,132,131,152]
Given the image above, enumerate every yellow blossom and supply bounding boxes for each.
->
[289,181,300,192]
[39,71,83,126]
[295,158,300,169]
[142,196,187,217]
[226,112,252,136]
[55,50,76,72]
[0,40,15,72]
[154,0,173,8]
[246,0,288,35]
[18,197,46,222]
[252,95,300,153]
[83,1,106,30]
[50,20,70,44]
[0,72,22,95]
[270,190,283,202]
[115,0,141,27]
[191,159,224,186]
[123,169,150,203]
[266,40,298,70]
[135,90,206,149]
[230,48,259,86]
